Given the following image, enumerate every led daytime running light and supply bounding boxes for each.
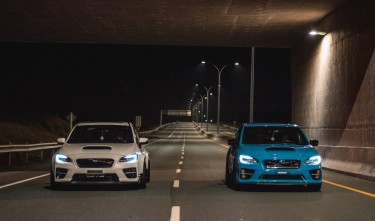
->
[55,153,72,163]
[305,156,322,165]
[239,155,258,164]
[119,153,138,163]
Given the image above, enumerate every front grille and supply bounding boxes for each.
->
[76,158,114,168]
[260,174,304,180]
[72,173,119,182]
[263,160,301,169]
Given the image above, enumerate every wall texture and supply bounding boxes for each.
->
[291,0,375,179]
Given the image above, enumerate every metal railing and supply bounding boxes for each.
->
[0,122,176,166]
[0,142,61,166]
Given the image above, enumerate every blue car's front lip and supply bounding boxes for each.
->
[237,161,322,185]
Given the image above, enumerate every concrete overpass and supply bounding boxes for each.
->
[1,0,374,179]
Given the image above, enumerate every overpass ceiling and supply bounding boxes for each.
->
[0,0,347,48]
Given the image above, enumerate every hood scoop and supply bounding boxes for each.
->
[82,146,112,150]
[266,147,295,151]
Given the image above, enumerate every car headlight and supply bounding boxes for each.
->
[305,156,322,165]
[55,153,72,164]
[119,153,138,163]
[239,155,258,164]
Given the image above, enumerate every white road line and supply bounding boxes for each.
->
[170,206,180,221]
[176,169,181,173]
[179,161,183,165]
[143,125,178,147]
[181,156,184,159]
[173,180,180,188]
[0,173,50,189]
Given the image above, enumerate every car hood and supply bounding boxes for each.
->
[238,144,319,160]
[58,143,138,157]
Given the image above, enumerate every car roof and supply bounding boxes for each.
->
[75,122,131,126]
[242,123,299,128]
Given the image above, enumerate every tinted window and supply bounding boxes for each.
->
[242,126,308,145]
[67,125,134,144]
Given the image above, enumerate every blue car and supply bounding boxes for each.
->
[225,123,322,191]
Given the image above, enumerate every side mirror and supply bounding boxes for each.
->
[57,138,66,144]
[310,139,319,146]
[227,139,236,145]
[139,137,149,145]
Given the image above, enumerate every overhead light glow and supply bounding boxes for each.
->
[235,62,239,65]
[201,61,206,64]
[309,30,327,36]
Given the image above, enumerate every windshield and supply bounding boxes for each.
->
[67,125,134,144]
[242,126,308,145]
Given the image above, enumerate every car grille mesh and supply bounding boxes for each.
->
[76,158,114,168]
[263,160,301,169]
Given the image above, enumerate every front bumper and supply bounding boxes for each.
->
[237,163,322,185]
[52,161,141,185]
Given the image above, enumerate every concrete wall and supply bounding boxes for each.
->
[291,0,375,179]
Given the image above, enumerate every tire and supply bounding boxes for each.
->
[225,160,230,185]
[146,160,151,182]
[138,163,147,189]
[50,168,60,190]
[229,160,240,190]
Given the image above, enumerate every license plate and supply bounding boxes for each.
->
[86,174,105,178]
[87,170,103,174]
[276,171,288,175]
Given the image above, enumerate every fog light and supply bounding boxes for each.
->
[309,169,322,180]
[55,168,68,179]
[123,168,137,178]
[240,169,254,179]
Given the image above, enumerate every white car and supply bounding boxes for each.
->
[50,122,150,189]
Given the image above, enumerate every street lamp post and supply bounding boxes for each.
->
[201,61,239,134]
[195,84,213,132]
[190,93,204,128]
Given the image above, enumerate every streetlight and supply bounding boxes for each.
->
[195,84,213,132]
[201,61,239,134]
[190,93,204,128]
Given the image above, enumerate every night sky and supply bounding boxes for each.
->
[1,43,291,128]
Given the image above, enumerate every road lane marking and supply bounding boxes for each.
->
[170,206,180,221]
[176,169,181,173]
[181,156,184,159]
[179,161,183,165]
[173,180,180,188]
[323,180,375,198]
[143,125,178,146]
[0,173,50,189]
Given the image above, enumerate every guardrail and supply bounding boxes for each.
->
[138,122,176,136]
[0,122,176,167]
[0,142,61,166]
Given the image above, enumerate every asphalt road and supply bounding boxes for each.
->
[0,122,374,221]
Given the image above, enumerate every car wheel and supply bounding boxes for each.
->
[307,184,321,192]
[229,160,240,190]
[50,167,60,190]
[146,160,151,182]
[225,160,230,185]
[138,163,147,189]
